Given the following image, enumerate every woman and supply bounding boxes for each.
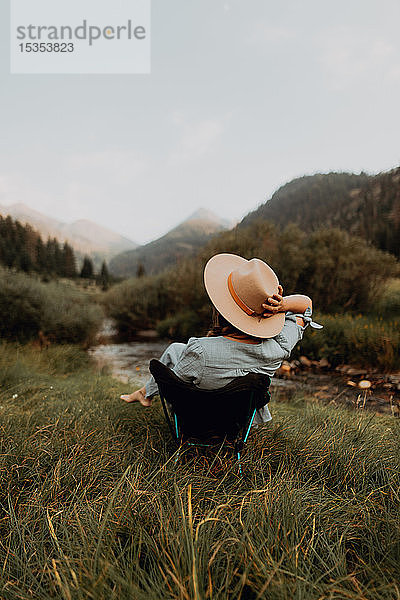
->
[121,253,322,424]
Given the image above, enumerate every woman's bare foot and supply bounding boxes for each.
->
[120,386,153,407]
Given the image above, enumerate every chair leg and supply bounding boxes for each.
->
[160,395,178,441]
[237,451,243,476]
[173,413,179,440]
[234,407,257,476]
[243,408,257,443]
[234,439,244,476]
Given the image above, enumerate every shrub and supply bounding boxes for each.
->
[375,278,400,318]
[202,225,399,309]
[0,269,44,341]
[0,268,103,345]
[297,312,400,370]
[41,281,103,345]
[103,272,173,337]
[157,310,206,341]
[297,229,399,312]
[103,261,208,338]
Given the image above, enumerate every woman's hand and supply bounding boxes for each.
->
[261,285,284,317]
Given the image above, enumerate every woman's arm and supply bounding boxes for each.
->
[282,294,312,314]
[262,285,312,316]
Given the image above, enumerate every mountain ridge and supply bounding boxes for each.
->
[109,207,230,277]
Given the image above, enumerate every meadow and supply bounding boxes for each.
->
[1,343,399,600]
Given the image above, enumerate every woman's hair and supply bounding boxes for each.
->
[207,307,251,338]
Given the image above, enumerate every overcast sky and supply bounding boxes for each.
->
[1,0,400,244]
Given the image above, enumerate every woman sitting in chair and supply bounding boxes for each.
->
[121,253,322,425]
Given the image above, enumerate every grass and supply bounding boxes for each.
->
[0,343,399,599]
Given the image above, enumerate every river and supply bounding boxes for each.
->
[88,320,169,387]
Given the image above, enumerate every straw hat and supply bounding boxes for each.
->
[204,253,285,338]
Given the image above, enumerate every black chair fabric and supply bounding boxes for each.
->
[149,359,271,442]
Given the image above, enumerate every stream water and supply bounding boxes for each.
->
[88,320,169,387]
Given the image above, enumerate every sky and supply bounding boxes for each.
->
[1,0,400,244]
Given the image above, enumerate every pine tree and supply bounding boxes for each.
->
[80,256,94,279]
[136,262,146,278]
[45,238,57,275]
[35,237,47,273]
[62,242,77,278]
[18,249,33,272]
[97,260,110,290]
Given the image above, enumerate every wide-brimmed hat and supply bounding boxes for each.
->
[204,253,285,338]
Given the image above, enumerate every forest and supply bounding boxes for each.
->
[242,168,400,258]
[0,214,77,277]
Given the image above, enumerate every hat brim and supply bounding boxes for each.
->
[204,253,285,339]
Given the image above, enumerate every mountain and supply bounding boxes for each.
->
[0,203,138,267]
[241,172,369,230]
[109,208,230,277]
[240,168,400,257]
[58,219,138,257]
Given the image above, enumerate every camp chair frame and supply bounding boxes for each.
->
[149,359,271,474]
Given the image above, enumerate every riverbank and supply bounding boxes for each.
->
[274,361,400,417]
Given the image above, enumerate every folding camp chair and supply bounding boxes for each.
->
[149,359,271,474]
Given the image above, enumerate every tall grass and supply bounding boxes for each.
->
[298,313,400,370]
[0,343,399,598]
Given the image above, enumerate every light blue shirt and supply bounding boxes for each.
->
[145,310,320,424]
